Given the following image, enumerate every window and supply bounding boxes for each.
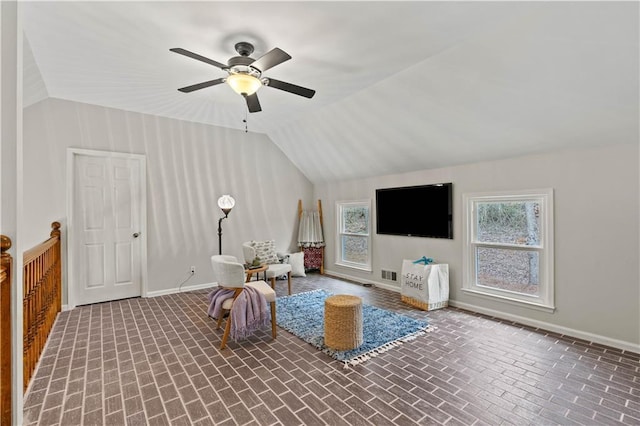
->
[463,189,554,311]
[336,200,372,271]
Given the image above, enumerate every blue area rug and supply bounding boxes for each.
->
[276,289,431,367]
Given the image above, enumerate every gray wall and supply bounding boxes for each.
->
[24,98,314,301]
[23,97,639,351]
[316,143,640,350]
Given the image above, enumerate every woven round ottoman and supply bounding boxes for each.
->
[324,294,363,350]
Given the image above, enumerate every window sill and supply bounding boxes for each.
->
[461,288,555,313]
[335,262,372,273]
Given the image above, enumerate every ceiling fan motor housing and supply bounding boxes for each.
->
[234,41,254,57]
[228,42,262,77]
[227,57,261,77]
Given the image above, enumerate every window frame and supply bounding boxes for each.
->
[335,199,372,272]
[462,189,555,312]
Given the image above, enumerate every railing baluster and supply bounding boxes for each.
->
[22,222,62,393]
[1,235,13,425]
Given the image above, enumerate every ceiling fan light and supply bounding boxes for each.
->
[226,73,262,96]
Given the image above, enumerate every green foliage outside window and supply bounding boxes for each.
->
[343,206,369,234]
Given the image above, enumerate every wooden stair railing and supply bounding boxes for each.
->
[1,235,12,426]
[23,222,62,393]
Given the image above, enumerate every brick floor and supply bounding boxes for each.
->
[23,273,640,425]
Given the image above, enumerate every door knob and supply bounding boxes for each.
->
[133,232,140,238]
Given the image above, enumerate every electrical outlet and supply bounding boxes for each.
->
[190,266,196,274]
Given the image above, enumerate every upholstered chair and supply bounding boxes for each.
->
[242,241,292,295]
[210,255,277,349]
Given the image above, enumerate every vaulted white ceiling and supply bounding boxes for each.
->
[22,1,639,184]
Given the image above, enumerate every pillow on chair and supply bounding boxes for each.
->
[288,251,306,277]
[249,240,280,265]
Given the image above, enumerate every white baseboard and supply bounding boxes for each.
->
[324,269,401,292]
[449,300,640,354]
[323,269,639,354]
[145,282,217,298]
[62,283,218,311]
[373,281,401,292]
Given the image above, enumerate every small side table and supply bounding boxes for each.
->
[245,264,268,282]
[324,294,363,351]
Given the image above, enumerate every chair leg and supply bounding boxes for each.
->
[270,301,277,339]
[287,271,291,295]
[270,277,276,290]
[216,309,226,330]
[220,312,232,350]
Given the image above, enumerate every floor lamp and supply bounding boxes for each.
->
[217,195,235,254]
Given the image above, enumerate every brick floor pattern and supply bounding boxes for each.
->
[22,273,640,425]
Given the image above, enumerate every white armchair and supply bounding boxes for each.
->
[242,241,292,295]
[210,255,277,349]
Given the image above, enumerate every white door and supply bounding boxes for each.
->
[70,150,146,306]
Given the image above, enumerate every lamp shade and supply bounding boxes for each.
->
[226,73,262,96]
[218,195,235,216]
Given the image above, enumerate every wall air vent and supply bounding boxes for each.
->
[381,270,397,281]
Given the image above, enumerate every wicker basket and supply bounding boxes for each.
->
[324,294,363,350]
[401,294,448,311]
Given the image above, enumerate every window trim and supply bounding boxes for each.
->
[462,189,555,312]
[335,199,372,272]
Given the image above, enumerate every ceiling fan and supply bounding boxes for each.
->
[170,41,316,113]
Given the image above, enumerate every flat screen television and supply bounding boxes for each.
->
[376,183,453,239]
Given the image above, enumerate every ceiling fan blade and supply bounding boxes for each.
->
[265,78,316,99]
[245,93,262,113]
[250,48,291,72]
[170,48,227,69]
[177,78,225,93]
